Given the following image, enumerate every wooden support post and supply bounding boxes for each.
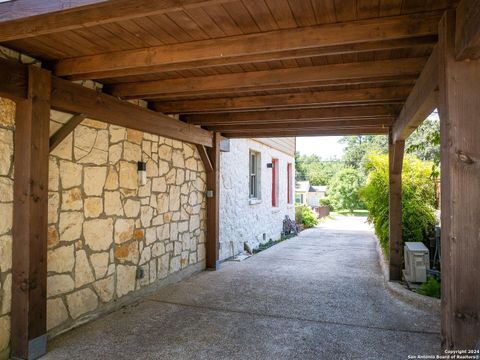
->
[11,66,51,359]
[438,10,480,350]
[197,132,221,270]
[388,130,405,281]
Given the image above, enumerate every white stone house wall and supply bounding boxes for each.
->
[219,139,295,260]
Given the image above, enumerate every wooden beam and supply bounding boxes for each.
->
[392,47,439,142]
[108,57,426,99]
[0,57,213,146]
[182,106,398,125]
[223,127,389,138]
[53,12,441,79]
[49,113,85,152]
[205,118,393,132]
[195,145,213,173]
[388,130,405,281]
[153,86,412,114]
[455,0,480,59]
[11,66,51,360]
[438,10,480,350]
[204,132,220,270]
[0,0,233,42]
[0,58,27,102]
[50,77,212,147]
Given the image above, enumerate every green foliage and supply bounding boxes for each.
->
[405,115,440,165]
[360,153,436,253]
[319,197,334,211]
[417,277,441,298]
[328,168,365,212]
[295,152,343,185]
[295,205,304,224]
[301,206,318,228]
[340,135,388,174]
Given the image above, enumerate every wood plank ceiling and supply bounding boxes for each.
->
[0,0,457,138]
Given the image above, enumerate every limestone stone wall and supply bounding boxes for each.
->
[0,98,207,356]
[219,139,295,260]
[0,98,14,359]
[46,111,207,332]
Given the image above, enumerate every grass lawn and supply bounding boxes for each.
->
[331,209,369,217]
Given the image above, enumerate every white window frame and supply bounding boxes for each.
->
[249,150,261,200]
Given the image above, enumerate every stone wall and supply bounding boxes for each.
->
[46,111,207,332]
[0,98,14,360]
[219,139,295,260]
[0,99,207,357]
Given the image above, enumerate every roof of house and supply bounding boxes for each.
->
[296,181,327,193]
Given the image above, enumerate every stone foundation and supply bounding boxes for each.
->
[0,98,207,358]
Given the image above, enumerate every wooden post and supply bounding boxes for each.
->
[11,66,51,359]
[197,132,220,270]
[438,10,480,350]
[388,129,405,281]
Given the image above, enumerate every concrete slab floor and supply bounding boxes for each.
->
[41,216,441,360]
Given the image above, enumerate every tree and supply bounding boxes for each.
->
[328,168,364,212]
[360,153,437,253]
[340,135,387,174]
[405,115,440,165]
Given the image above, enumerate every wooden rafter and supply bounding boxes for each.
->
[223,128,389,138]
[153,86,412,114]
[109,58,426,99]
[182,106,398,125]
[204,118,394,132]
[455,0,480,59]
[392,47,439,142]
[0,0,234,42]
[0,58,212,147]
[53,12,441,79]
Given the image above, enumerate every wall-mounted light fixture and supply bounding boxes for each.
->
[137,161,147,186]
[266,163,273,168]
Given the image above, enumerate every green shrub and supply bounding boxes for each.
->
[319,197,334,210]
[295,205,304,224]
[328,167,364,212]
[417,277,441,298]
[302,206,318,228]
[360,153,436,254]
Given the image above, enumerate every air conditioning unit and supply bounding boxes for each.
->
[403,242,430,283]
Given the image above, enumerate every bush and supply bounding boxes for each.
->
[319,197,334,211]
[360,153,436,254]
[328,168,364,212]
[417,277,441,298]
[302,206,318,228]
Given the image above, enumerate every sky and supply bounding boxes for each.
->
[296,136,345,160]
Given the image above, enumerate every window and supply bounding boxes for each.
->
[272,158,279,207]
[287,163,293,204]
[249,150,261,199]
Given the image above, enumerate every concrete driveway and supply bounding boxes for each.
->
[42,216,440,360]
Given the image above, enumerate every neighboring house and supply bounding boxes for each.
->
[219,138,295,260]
[295,181,327,208]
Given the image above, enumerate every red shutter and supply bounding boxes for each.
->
[272,159,278,207]
[287,163,292,204]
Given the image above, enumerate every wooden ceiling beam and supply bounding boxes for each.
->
[0,0,233,42]
[53,11,441,79]
[455,0,480,59]
[51,77,212,147]
[0,58,212,147]
[204,118,394,132]
[109,57,426,99]
[182,105,398,125]
[152,86,412,114]
[223,128,389,138]
[64,37,435,81]
[392,47,439,142]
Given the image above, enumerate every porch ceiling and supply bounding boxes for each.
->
[0,0,458,138]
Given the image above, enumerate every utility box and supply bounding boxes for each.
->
[403,242,430,283]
